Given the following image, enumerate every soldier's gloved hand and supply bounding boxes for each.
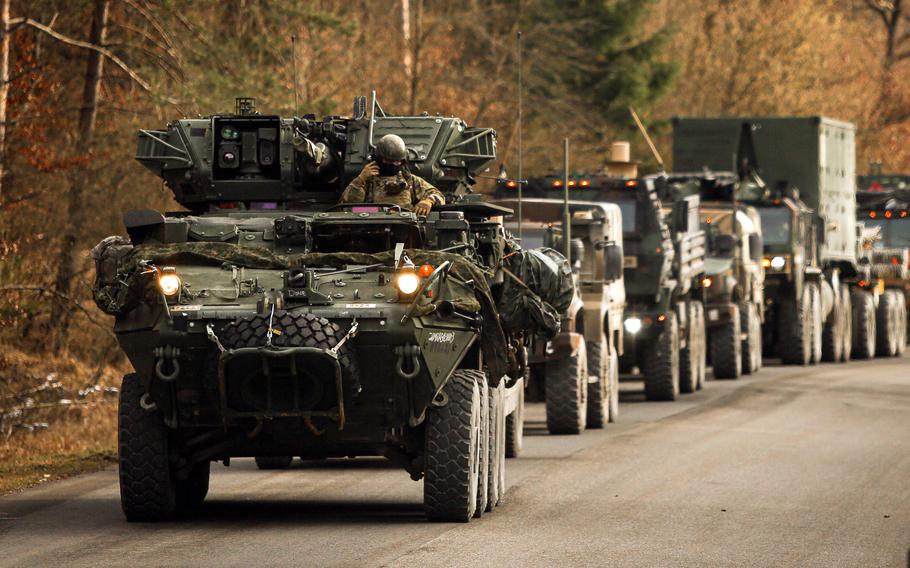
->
[414,199,433,216]
[355,162,379,184]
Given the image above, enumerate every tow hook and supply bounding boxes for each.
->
[394,344,421,379]
[154,345,181,382]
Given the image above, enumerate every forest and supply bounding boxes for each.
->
[0,0,908,489]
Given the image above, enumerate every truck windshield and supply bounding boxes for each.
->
[757,207,791,245]
[866,218,910,248]
[615,199,636,232]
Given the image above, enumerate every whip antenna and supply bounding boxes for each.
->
[291,34,300,116]
[517,30,524,242]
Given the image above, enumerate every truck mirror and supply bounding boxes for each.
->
[715,234,737,256]
[748,234,763,261]
[603,243,624,281]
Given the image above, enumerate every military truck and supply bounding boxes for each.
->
[92,96,572,523]
[501,174,707,401]
[856,186,910,356]
[673,117,860,366]
[491,197,625,433]
[650,173,765,378]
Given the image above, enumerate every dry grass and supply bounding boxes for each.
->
[0,348,128,495]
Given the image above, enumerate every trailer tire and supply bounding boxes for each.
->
[840,284,853,362]
[642,312,680,400]
[608,349,620,421]
[894,290,907,355]
[545,339,588,434]
[679,302,699,393]
[876,290,900,357]
[505,383,524,458]
[486,383,505,511]
[740,302,762,375]
[474,376,490,518]
[693,302,707,390]
[711,304,742,379]
[851,290,876,360]
[822,286,844,362]
[586,336,609,428]
[119,373,177,522]
[255,456,294,470]
[424,370,483,522]
[809,283,823,364]
[779,286,812,365]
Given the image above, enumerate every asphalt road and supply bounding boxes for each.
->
[2,357,909,567]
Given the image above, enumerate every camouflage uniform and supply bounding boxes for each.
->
[340,170,444,209]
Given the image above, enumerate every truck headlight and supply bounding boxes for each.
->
[158,272,181,296]
[624,317,642,334]
[396,271,420,295]
[770,256,786,270]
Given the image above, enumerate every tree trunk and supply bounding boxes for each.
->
[51,0,109,347]
[409,0,423,115]
[0,0,10,203]
[401,0,411,83]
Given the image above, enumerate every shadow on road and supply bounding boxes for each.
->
[184,499,426,525]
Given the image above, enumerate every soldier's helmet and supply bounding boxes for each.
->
[376,134,408,161]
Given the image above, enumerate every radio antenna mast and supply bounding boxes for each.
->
[629,107,664,173]
[517,29,524,242]
[291,34,300,116]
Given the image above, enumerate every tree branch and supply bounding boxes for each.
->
[9,17,151,92]
[0,285,114,336]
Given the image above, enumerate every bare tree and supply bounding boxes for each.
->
[863,0,910,67]
[0,0,9,203]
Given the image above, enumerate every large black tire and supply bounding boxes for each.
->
[119,373,177,522]
[642,312,680,401]
[692,302,707,390]
[485,383,505,512]
[424,370,483,522]
[779,286,812,365]
[876,290,900,357]
[607,349,620,421]
[894,290,907,355]
[177,461,210,510]
[809,283,823,364]
[711,304,742,380]
[255,456,294,470]
[822,285,845,363]
[586,336,609,428]
[474,376,490,518]
[505,383,524,458]
[840,284,853,362]
[679,302,699,394]
[220,310,359,389]
[740,302,762,375]
[851,289,876,360]
[545,339,588,434]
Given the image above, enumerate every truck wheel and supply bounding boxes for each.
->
[740,303,761,375]
[586,336,609,428]
[679,302,699,394]
[474,376,490,518]
[779,287,812,365]
[118,373,177,522]
[642,312,680,400]
[840,285,853,362]
[711,304,742,380]
[177,461,210,510]
[809,283,823,364]
[876,290,900,357]
[424,369,483,522]
[692,302,707,390]
[505,383,524,458]
[255,456,294,470]
[608,349,620,421]
[545,339,588,434]
[485,383,505,512]
[822,286,844,362]
[851,289,876,359]
[895,290,907,355]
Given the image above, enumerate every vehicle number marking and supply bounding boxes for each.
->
[344,303,377,308]
[177,305,202,311]
[623,256,638,268]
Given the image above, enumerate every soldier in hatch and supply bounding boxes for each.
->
[340,134,444,215]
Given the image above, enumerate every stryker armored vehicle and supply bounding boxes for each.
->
[673,117,861,366]
[855,186,910,356]
[649,173,765,378]
[499,174,707,401]
[93,96,570,523]
[491,196,626,434]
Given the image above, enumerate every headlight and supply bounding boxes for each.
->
[396,271,420,295]
[770,256,786,270]
[702,277,713,288]
[158,272,181,296]
[624,317,642,334]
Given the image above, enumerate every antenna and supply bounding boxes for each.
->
[517,30,524,243]
[563,138,571,262]
[629,107,665,173]
[291,34,300,116]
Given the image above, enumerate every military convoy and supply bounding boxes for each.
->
[94,97,578,523]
